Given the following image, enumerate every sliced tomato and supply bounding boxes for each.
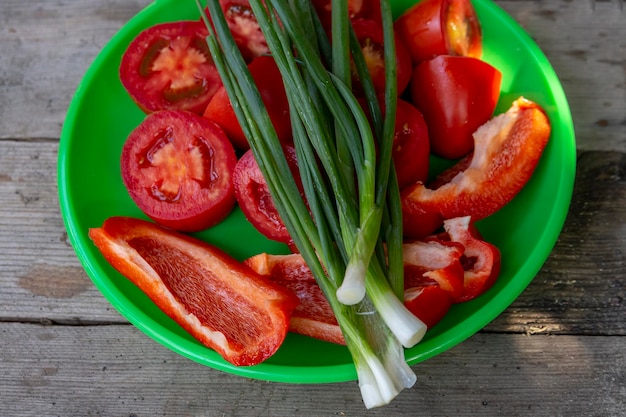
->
[203,55,292,151]
[312,0,382,30]
[120,21,222,114]
[214,0,269,62]
[121,110,237,232]
[233,146,302,245]
[351,18,413,96]
[393,99,430,189]
[442,216,501,302]
[89,217,299,366]
[401,97,551,231]
[410,55,502,159]
[394,0,482,64]
[245,253,345,345]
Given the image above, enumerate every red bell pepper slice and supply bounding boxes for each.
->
[402,97,551,238]
[403,238,465,300]
[245,253,345,345]
[88,216,299,366]
[442,216,502,303]
[402,238,465,327]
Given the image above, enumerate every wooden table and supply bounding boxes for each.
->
[1,1,624,415]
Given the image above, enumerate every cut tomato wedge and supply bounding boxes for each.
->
[120,21,222,114]
[394,0,482,64]
[89,217,299,366]
[402,97,552,237]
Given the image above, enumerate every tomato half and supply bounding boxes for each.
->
[215,0,269,62]
[203,55,292,151]
[351,18,413,96]
[312,0,382,29]
[120,21,222,114]
[394,0,482,64]
[121,110,238,232]
[410,55,501,159]
[393,99,430,189]
[89,217,299,366]
[233,146,302,245]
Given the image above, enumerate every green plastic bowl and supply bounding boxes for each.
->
[58,0,576,383]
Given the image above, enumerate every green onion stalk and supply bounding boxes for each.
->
[197,0,426,407]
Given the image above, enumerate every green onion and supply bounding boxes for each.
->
[197,0,426,407]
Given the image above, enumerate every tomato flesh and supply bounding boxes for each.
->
[121,110,238,232]
[217,0,269,61]
[233,146,301,245]
[394,0,482,64]
[351,18,413,96]
[89,217,299,366]
[120,21,222,114]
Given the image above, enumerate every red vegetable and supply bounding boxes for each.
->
[119,21,222,114]
[233,146,302,245]
[351,18,413,96]
[393,99,430,189]
[121,110,237,232]
[204,55,292,151]
[88,217,299,366]
[401,97,552,237]
[215,0,269,62]
[245,253,345,345]
[410,55,502,159]
[442,216,501,302]
[403,238,465,300]
[402,237,465,328]
[394,0,482,64]
[311,0,382,29]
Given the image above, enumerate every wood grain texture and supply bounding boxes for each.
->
[0,0,625,416]
[1,323,624,417]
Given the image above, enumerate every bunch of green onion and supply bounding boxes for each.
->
[197,0,427,408]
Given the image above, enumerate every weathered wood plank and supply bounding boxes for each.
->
[0,0,152,140]
[486,151,626,335]
[1,322,623,417]
[0,0,624,151]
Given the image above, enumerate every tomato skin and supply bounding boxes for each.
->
[393,99,430,189]
[394,0,482,64]
[233,146,301,245]
[402,97,551,229]
[410,55,501,159]
[351,18,413,96]
[121,110,238,232]
[89,217,299,366]
[204,55,292,151]
[312,0,382,29]
[120,21,222,114]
